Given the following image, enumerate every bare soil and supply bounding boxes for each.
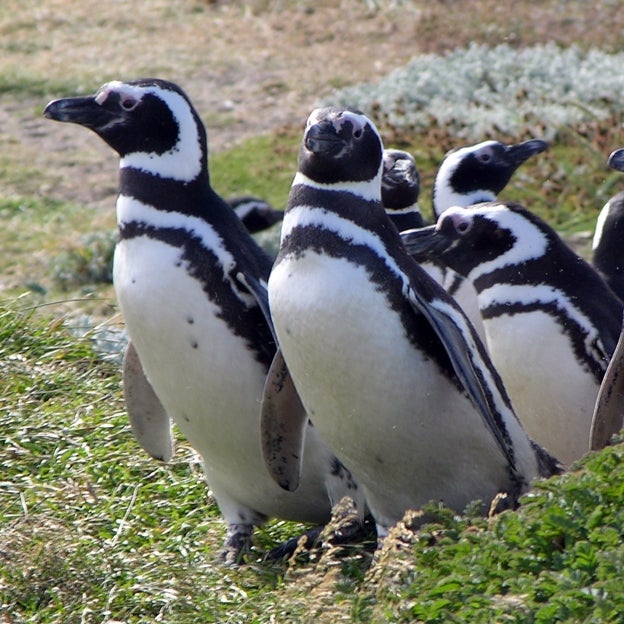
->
[2,0,624,212]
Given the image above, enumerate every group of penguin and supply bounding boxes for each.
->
[42,78,624,564]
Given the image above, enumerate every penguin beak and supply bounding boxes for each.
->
[43,95,113,130]
[383,158,416,188]
[304,120,346,155]
[401,225,453,261]
[608,148,624,172]
[505,139,548,167]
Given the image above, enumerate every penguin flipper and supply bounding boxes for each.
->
[236,271,277,344]
[261,348,307,492]
[122,341,174,462]
[405,283,517,470]
[590,324,624,450]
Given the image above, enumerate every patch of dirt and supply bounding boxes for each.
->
[3,0,624,211]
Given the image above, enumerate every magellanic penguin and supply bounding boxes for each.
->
[432,139,549,220]
[402,202,623,466]
[381,149,424,230]
[44,79,365,562]
[592,148,624,302]
[263,107,559,538]
[590,147,624,450]
[430,139,549,337]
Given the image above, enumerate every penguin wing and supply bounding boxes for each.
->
[239,268,309,491]
[260,347,308,492]
[236,271,277,343]
[405,281,517,470]
[122,341,174,462]
[590,321,624,450]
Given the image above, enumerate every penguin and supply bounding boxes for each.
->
[590,147,624,449]
[44,79,365,562]
[401,201,623,465]
[432,139,549,219]
[263,107,559,539]
[381,149,424,231]
[227,195,283,234]
[430,138,548,335]
[592,148,624,301]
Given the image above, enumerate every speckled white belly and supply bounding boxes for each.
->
[113,236,336,524]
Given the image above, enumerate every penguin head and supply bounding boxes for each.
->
[44,79,207,182]
[298,107,383,186]
[433,139,548,217]
[402,202,549,279]
[381,149,420,210]
[608,148,624,173]
[228,195,283,234]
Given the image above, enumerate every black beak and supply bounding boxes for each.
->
[43,95,111,129]
[304,120,346,155]
[401,225,453,260]
[384,159,417,187]
[505,139,548,166]
[608,148,624,173]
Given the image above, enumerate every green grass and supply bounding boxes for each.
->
[210,129,300,211]
[2,298,624,623]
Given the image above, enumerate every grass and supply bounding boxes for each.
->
[3,298,624,622]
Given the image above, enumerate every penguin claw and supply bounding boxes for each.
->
[220,524,254,566]
[265,498,376,561]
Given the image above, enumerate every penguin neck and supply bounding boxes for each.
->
[470,239,558,294]
[118,165,216,220]
[432,182,495,218]
[285,182,400,248]
[471,235,619,324]
[387,205,424,231]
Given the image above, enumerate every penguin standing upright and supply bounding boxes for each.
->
[402,202,622,465]
[590,147,624,450]
[263,107,559,538]
[592,148,624,301]
[44,80,365,562]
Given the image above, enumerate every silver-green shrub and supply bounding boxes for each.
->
[323,43,624,140]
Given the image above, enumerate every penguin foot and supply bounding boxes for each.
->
[220,523,254,566]
[265,498,376,561]
[265,525,324,561]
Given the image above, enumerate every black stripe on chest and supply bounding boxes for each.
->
[119,220,275,368]
[280,220,465,393]
[481,296,608,382]
[475,253,621,380]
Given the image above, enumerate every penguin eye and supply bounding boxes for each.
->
[120,97,138,111]
[353,128,363,139]
[478,152,492,163]
[455,220,472,235]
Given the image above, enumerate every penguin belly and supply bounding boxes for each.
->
[114,236,335,525]
[270,252,514,530]
[483,309,595,465]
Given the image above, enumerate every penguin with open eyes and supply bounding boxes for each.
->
[44,79,366,562]
[263,106,559,539]
[402,201,623,465]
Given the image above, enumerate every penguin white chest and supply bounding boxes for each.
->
[483,308,595,465]
[269,251,511,527]
[113,237,267,460]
